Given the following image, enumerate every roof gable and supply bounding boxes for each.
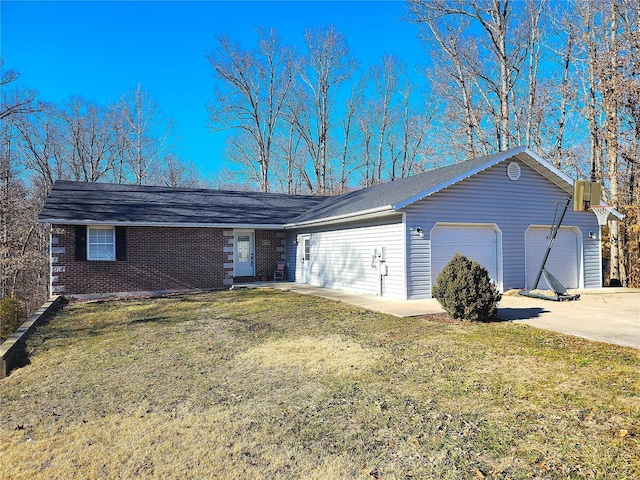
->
[289,146,575,225]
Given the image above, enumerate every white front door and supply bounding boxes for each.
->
[234,231,255,277]
[300,235,311,283]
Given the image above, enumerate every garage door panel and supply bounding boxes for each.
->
[526,227,579,289]
[431,225,498,287]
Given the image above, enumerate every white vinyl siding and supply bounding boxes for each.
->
[404,160,601,298]
[291,219,405,299]
[87,227,115,260]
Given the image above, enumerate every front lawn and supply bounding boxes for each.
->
[0,289,638,479]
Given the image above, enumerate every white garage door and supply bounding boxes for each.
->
[526,227,579,289]
[431,224,499,288]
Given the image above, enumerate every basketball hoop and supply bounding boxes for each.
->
[589,205,614,226]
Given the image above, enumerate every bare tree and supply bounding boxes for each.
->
[338,76,365,193]
[116,84,173,185]
[548,7,577,167]
[372,54,404,184]
[599,1,622,283]
[58,97,119,182]
[410,0,527,151]
[355,99,378,187]
[208,28,296,192]
[411,7,487,157]
[396,82,436,179]
[0,65,47,322]
[162,154,202,188]
[297,25,357,193]
[0,61,37,121]
[522,0,546,149]
[12,102,67,192]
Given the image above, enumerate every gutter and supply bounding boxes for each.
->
[37,220,286,230]
[284,205,397,229]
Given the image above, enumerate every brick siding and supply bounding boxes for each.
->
[255,230,287,279]
[51,225,285,295]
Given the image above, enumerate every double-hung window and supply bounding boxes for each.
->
[87,227,116,260]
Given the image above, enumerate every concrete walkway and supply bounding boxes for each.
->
[238,281,445,316]
[239,282,640,349]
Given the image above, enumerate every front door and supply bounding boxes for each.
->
[234,231,255,277]
[300,235,311,283]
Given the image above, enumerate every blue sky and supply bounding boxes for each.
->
[2,1,426,177]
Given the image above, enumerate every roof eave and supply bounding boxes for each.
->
[285,205,396,229]
[38,219,286,229]
[514,147,574,192]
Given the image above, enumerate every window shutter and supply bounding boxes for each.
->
[75,225,87,261]
[115,227,126,261]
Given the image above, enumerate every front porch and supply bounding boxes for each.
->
[223,229,286,287]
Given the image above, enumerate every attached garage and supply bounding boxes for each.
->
[430,224,502,290]
[525,226,581,289]
[283,146,609,299]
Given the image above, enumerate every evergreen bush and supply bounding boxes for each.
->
[432,253,501,322]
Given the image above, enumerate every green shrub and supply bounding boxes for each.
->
[432,253,502,322]
[1,296,26,342]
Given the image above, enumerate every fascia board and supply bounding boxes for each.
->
[285,205,396,229]
[518,147,574,190]
[37,219,286,229]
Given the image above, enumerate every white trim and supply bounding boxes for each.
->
[524,225,583,289]
[284,206,396,228]
[87,225,116,261]
[429,222,504,293]
[298,234,311,284]
[518,147,575,188]
[393,146,580,210]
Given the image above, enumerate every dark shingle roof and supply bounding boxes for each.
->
[38,181,327,226]
[41,147,572,227]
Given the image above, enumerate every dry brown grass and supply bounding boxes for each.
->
[0,289,638,479]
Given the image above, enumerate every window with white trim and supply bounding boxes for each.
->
[87,227,116,260]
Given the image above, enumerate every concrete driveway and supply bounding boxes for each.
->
[496,288,640,349]
[251,282,639,349]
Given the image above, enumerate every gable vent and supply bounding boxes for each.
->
[507,162,521,181]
